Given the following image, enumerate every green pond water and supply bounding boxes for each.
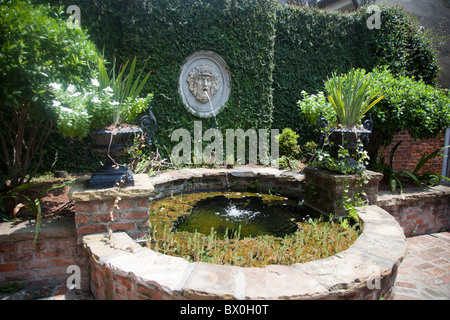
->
[171,193,321,238]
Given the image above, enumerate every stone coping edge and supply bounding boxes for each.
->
[0,216,75,243]
[377,184,450,206]
[68,167,305,202]
[82,205,407,300]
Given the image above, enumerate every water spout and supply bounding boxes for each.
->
[203,89,230,189]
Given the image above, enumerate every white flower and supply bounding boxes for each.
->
[84,91,94,99]
[49,83,61,91]
[102,86,113,93]
[91,79,100,87]
[91,97,101,104]
[60,106,75,114]
[109,100,120,106]
[70,92,81,97]
[67,84,76,93]
[52,100,61,107]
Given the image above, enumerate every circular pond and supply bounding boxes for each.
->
[147,191,359,268]
[75,168,407,300]
[172,192,320,238]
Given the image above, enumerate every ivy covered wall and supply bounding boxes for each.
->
[61,0,277,154]
[272,6,377,145]
[40,0,440,160]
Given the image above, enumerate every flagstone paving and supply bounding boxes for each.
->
[393,231,450,300]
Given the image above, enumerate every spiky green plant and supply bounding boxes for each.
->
[325,69,384,127]
[97,56,152,125]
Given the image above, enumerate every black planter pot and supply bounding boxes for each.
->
[316,113,373,174]
[327,128,371,172]
[88,127,142,189]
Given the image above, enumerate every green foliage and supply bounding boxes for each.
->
[61,0,277,157]
[368,5,440,86]
[324,68,384,127]
[274,4,440,145]
[0,0,99,185]
[0,282,24,294]
[378,141,450,194]
[0,0,98,116]
[278,128,301,159]
[50,56,153,139]
[26,1,442,173]
[297,90,335,127]
[272,6,377,144]
[97,56,152,125]
[0,177,70,247]
[368,67,450,153]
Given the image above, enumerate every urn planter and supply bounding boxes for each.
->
[88,127,142,189]
[327,127,371,172]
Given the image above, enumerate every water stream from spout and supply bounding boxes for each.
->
[204,89,231,191]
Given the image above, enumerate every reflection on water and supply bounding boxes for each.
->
[172,193,321,238]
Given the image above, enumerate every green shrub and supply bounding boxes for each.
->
[0,0,99,186]
[369,6,440,86]
[33,1,441,172]
[278,128,301,159]
[297,90,335,127]
[367,67,450,158]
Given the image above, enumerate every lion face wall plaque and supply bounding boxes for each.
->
[179,51,230,117]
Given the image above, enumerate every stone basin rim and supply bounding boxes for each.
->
[80,167,407,300]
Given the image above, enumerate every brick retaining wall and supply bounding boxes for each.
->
[377,185,450,236]
[0,217,89,289]
[380,130,446,175]
[1,167,448,296]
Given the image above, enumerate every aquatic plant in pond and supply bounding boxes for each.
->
[146,191,360,268]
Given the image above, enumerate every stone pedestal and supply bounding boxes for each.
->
[303,167,383,217]
[68,174,154,241]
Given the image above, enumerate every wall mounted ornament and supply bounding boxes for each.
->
[179,51,230,117]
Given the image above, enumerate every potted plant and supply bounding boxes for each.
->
[50,56,154,188]
[318,68,384,173]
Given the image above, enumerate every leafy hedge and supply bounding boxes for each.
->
[0,0,99,184]
[50,0,277,156]
[272,5,440,145]
[32,0,442,171]
[272,6,376,145]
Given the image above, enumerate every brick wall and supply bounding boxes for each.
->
[0,217,89,289]
[377,185,450,236]
[380,130,446,174]
[74,198,149,241]
[303,167,383,216]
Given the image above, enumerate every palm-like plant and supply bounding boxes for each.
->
[325,69,384,128]
[97,56,151,125]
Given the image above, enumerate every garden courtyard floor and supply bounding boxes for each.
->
[1,231,449,300]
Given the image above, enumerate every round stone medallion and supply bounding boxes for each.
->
[179,51,230,118]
